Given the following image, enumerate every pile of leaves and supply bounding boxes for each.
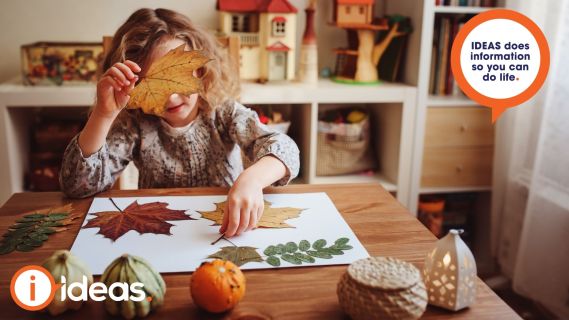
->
[263,238,353,266]
[0,204,76,254]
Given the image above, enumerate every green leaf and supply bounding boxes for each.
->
[23,213,45,219]
[5,228,32,237]
[23,238,43,247]
[321,248,344,255]
[29,232,49,241]
[313,239,327,250]
[0,242,16,255]
[47,213,68,221]
[207,246,264,267]
[276,244,286,255]
[281,254,302,265]
[285,242,298,253]
[263,245,277,256]
[16,217,42,223]
[266,256,281,267]
[335,237,350,246]
[16,244,35,252]
[299,240,310,251]
[40,221,63,228]
[294,252,315,263]
[333,244,353,250]
[36,227,56,234]
[307,250,333,259]
[10,222,36,229]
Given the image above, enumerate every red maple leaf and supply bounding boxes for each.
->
[82,199,194,241]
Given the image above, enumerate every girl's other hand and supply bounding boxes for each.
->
[221,176,264,237]
[95,60,141,119]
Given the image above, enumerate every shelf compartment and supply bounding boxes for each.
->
[312,103,403,192]
[312,172,397,192]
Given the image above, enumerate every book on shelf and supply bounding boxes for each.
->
[435,0,496,7]
[430,15,467,96]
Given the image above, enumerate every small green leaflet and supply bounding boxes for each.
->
[263,238,353,267]
[208,246,264,267]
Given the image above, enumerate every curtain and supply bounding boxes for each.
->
[492,0,569,317]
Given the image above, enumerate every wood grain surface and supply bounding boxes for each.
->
[0,184,520,319]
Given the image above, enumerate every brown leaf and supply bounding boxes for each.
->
[21,203,74,216]
[199,201,304,228]
[82,200,194,241]
[207,246,264,267]
[127,45,210,115]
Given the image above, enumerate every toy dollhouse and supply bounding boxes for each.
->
[217,0,298,82]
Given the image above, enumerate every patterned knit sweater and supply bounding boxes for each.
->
[59,100,300,198]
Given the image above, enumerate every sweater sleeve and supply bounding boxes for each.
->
[59,113,140,198]
[218,101,300,186]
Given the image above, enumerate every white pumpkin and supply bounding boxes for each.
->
[41,250,93,315]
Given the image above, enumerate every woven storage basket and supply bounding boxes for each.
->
[316,116,376,176]
[337,257,428,320]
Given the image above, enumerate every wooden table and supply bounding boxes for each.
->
[0,184,519,319]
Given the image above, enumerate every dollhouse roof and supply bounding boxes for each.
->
[337,0,374,4]
[217,0,298,13]
[266,41,290,51]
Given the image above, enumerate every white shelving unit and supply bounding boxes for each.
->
[383,1,503,214]
[0,78,416,207]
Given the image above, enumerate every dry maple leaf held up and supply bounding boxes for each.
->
[82,199,194,241]
[199,200,304,228]
[127,45,210,115]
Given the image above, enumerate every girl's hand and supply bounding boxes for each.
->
[221,175,264,237]
[95,60,141,119]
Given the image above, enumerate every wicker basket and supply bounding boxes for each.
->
[337,257,428,320]
[316,116,376,176]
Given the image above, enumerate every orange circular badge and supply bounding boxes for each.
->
[451,9,550,122]
[10,265,58,311]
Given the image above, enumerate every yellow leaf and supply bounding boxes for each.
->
[127,45,210,115]
[199,201,304,228]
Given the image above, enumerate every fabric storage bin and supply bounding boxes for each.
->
[316,111,376,176]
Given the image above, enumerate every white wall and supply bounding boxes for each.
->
[0,0,350,83]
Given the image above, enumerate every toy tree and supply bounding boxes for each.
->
[331,0,407,83]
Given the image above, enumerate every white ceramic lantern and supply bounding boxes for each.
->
[423,229,477,311]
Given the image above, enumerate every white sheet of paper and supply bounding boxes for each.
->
[70,192,369,275]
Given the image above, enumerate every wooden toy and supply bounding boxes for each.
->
[298,0,318,84]
[217,0,298,82]
[331,0,408,84]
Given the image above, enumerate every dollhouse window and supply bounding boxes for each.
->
[231,14,252,32]
[232,15,240,32]
[272,18,286,37]
[359,6,365,14]
[346,6,351,14]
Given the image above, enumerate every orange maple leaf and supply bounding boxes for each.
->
[83,199,194,241]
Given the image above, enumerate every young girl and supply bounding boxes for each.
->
[60,8,300,238]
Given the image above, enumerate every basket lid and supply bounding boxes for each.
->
[347,257,421,290]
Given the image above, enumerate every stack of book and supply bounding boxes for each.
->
[435,0,496,6]
[429,15,468,96]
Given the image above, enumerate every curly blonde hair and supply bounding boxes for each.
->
[103,8,240,110]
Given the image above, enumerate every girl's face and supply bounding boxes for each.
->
[144,37,199,127]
